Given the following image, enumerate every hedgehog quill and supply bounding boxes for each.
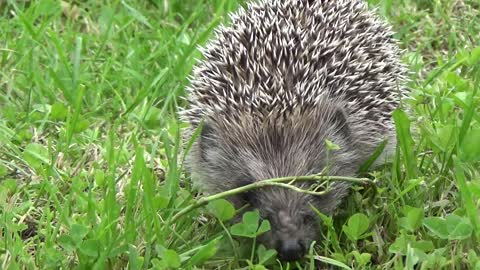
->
[180,0,408,261]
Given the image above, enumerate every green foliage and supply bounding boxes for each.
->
[398,206,424,232]
[22,143,50,171]
[256,245,277,265]
[207,199,236,221]
[342,213,371,241]
[393,109,417,179]
[423,214,474,240]
[325,139,341,151]
[187,236,222,266]
[230,210,271,238]
[1,0,479,269]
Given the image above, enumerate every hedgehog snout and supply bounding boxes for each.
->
[277,237,306,261]
[271,210,309,261]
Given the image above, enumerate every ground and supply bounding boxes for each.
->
[0,0,479,269]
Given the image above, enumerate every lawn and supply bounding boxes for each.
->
[0,0,479,269]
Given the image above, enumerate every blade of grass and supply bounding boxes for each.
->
[393,109,417,180]
[453,159,480,244]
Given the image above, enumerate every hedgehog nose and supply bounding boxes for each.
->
[278,239,305,261]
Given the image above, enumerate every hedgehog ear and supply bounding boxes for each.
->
[330,106,351,140]
[198,122,218,161]
[313,182,350,214]
[200,121,214,140]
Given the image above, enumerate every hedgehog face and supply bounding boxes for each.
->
[244,181,351,261]
[251,190,320,261]
[187,105,365,261]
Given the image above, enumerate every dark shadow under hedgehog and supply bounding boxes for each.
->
[180,0,408,262]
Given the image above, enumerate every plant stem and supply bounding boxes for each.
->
[169,174,372,224]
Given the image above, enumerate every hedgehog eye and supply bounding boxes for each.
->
[235,174,255,203]
[303,214,315,224]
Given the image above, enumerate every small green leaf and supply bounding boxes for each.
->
[153,195,169,210]
[70,223,89,244]
[207,199,235,221]
[79,239,100,257]
[108,244,128,258]
[351,251,371,267]
[151,258,167,269]
[74,119,90,133]
[387,231,432,257]
[257,245,277,265]
[230,210,270,238]
[188,237,221,266]
[405,245,420,269]
[388,232,416,254]
[468,46,480,66]
[468,180,480,198]
[446,214,473,240]
[50,102,68,120]
[444,72,468,91]
[422,248,448,269]
[0,164,8,178]
[460,128,480,162]
[431,124,455,152]
[15,128,33,142]
[468,250,480,269]
[58,235,76,251]
[243,210,260,227]
[230,223,251,238]
[423,217,448,239]
[163,249,181,268]
[325,139,341,150]
[454,92,470,107]
[23,143,50,170]
[398,206,424,232]
[94,171,106,187]
[1,178,17,194]
[342,213,370,241]
[256,220,271,236]
[412,240,434,253]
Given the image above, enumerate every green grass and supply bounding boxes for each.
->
[0,0,479,269]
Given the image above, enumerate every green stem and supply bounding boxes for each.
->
[169,174,372,225]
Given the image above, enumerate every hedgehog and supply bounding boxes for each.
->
[180,0,407,262]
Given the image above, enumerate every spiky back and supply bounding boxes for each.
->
[182,0,407,136]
